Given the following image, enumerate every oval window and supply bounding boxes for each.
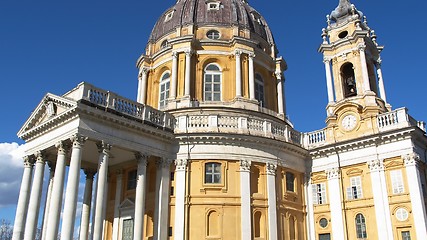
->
[206,30,220,40]
[338,31,348,38]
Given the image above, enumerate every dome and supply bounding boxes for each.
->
[149,0,275,46]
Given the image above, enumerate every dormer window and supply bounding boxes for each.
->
[207,1,220,11]
[206,30,220,40]
[164,10,174,22]
[251,11,263,25]
[160,40,169,48]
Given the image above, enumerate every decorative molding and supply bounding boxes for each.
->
[346,167,364,176]
[71,134,88,148]
[96,140,111,155]
[34,150,46,164]
[325,167,340,180]
[55,140,70,155]
[357,43,366,52]
[367,159,384,172]
[403,153,420,167]
[266,162,277,175]
[239,160,251,172]
[157,158,172,168]
[23,155,34,168]
[175,159,188,171]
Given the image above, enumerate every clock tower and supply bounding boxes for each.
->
[319,0,390,141]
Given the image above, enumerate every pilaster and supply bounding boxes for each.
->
[325,167,345,240]
[266,162,278,240]
[174,159,188,240]
[239,160,251,240]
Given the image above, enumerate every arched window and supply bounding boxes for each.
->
[255,73,265,106]
[205,162,221,184]
[159,72,170,108]
[160,40,169,48]
[355,213,367,239]
[341,63,357,98]
[206,30,220,40]
[204,64,221,101]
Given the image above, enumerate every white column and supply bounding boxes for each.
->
[41,161,55,240]
[61,134,87,240]
[154,158,171,240]
[45,141,69,240]
[170,51,178,99]
[12,156,34,240]
[112,170,123,240]
[404,153,427,239]
[323,57,334,103]
[326,168,345,240]
[239,160,251,240]
[184,50,192,97]
[24,151,46,240]
[275,71,284,115]
[93,141,111,240]
[174,159,188,240]
[266,163,278,240]
[248,53,255,100]
[358,43,371,92]
[137,67,149,104]
[368,159,393,239]
[79,170,96,240]
[134,153,148,240]
[305,176,316,240]
[376,59,387,102]
[235,50,242,98]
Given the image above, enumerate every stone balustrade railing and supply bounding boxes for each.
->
[303,129,327,148]
[376,107,426,132]
[64,82,176,131]
[174,112,302,145]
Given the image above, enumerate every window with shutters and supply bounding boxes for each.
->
[390,170,405,194]
[347,176,363,200]
[312,183,327,204]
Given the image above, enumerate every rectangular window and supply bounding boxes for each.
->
[312,183,327,204]
[401,231,411,240]
[347,176,363,200]
[390,170,405,194]
[127,170,137,190]
[122,219,134,240]
[319,233,331,240]
[205,162,221,184]
[286,172,295,192]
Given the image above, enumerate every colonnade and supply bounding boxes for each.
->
[137,49,286,115]
[11,134,176,240]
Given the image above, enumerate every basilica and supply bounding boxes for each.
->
[12,0,427,240]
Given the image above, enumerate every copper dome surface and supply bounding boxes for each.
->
[149,0,275,45]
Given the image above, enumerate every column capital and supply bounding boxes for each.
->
[325,167,340,180]
[266,162,277,175]
[84,169,97,179]
[35,150,47,164]
[248,52,256,58]
[71,134,88,148]
[23,155,35,168]
[175,159,188,171]
[403,153,421,167]
[375,57,383,67]
[234,50,242,57]
[239,160,251,172]
[357,42,366,52]
[184,49,194,57]
[157,158,172,168]
[367,159,384,172]
[96,140,112,155]
[274,71,282,80]
[172,51,179,58]
[323,57,332,63]
[55,140,70,154]
[138,67,149,79]
[135,152,149,162]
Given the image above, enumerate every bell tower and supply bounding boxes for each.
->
[319,0,390,141]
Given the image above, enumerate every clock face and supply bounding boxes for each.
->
[341,114,357,131]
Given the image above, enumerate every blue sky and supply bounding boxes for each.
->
[1,0,426,231]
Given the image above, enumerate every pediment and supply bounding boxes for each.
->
[17,93,77,138]
[119,198,135,209]
[346,168,363,176]
[385,160,404,169]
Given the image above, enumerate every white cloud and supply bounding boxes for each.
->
[0,142,25,208]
